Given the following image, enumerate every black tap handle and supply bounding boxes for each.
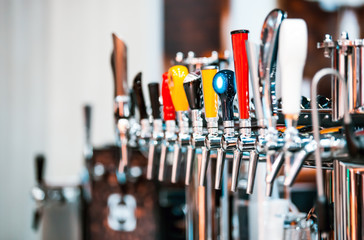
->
[132,72,148,119]
[35,154,45,185]
[183,72,203,110]
[83,104,92,133]
[212,70,236,121]
[148,83,161,119]
[110,51,117,97]
[129,89,136,117]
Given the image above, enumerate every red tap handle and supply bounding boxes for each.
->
[231,30,250,119]
[162,72,176,121]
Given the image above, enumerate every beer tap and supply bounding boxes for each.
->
[199,65,220,187]
[169,65,190,183]
[132,72,152,147]
[158,72,177,181]
[212,70,237,190]
[146,82,163,180]
[183,71,204,185]
[230,29,256,192]
[246,9,286,195]
[278,19,307,192]
[112,33,131,174]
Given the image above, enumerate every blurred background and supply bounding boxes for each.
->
[1,0,364,239]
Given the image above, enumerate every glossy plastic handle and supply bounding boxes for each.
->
[183,72,203,110]
[168,65,189,111]
[112,33,128,96]
[212,70,236,121]
[83,104,92,133]
[162,72,176,121]
[279,19,307,116]
[132,72,148,119]
[148,83,161,119]
[231,29,250,119]
[35,154,45,185]
[201,66,219,118]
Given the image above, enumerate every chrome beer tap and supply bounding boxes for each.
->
[245,9,287,195]
[132,72,152,147]
[277,19,307,193]
[230,29,257,192]
[158,72,177,181]
[146,82,163,180]
[199,65,220,187]
[112,33,131,174]
[212,70,237,190]
[168,65,190,183]
[183,71,204,185]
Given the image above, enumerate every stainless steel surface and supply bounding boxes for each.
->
[334,161,364,240]
[172,111,190,183]
[158,120,176,181]
[146,119,163,180]
[246,149,259,194]
[311,68,350,198]
[200,118,220,186]
[186,109,204,185]
[215,121,236,190]
[117,117,130,173]
[259,9,286,119]
[318,32,364,121]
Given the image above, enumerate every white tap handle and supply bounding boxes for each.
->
[278,19,307,116]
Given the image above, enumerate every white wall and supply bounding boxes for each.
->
[0,0,163,239]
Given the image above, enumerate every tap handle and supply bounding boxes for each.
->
[112,33,128,97]
[148,83,161,119]
[231,30,250,119]
[35,154,45,185]
[246,41,264,123]
[212,70,236,121]
[168,65,189,112]
[162,72,176,121]
[83,104,92,137]
[132,72,148,119]
[279,19,307,117]
[183,72,203,110]
[258,9,287,81]
[201,66,219,118]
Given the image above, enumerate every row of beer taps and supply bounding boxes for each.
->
[110,9,308,196]
[110,8,364,237]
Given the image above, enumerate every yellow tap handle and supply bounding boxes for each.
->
[168,65,189,111]
[201,66,218,118]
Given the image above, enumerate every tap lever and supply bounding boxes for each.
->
[168,66,189,183]
[148,83,161,120]
[231,149,242,192]
[246,41,264,126]
[213,70,236,189]
[185,146,196,185]
[284,140,316,187]
[215,148,226,189]
[259,9,287,117]
[199,66,220,186]
[212,70,236,121]
[132,72,148,120]
[231,29,250,120]
[265,151,284,196]
[279,19,308,118]
[246,149,259,194]
[146,83,162,180]
[112,33,128,97]
[35,154,45,186]
[183,71,203,110]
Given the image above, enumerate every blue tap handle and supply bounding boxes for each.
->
[212,70,236,121]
